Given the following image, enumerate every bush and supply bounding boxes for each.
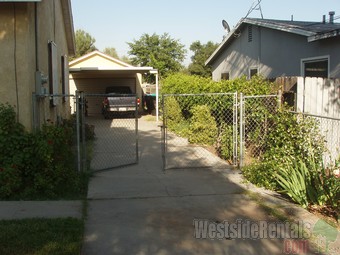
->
[216,124,234,161]
[161,73,275,95]
[243,108,326,189]
[0,103,83,199]
[188,105,218,146]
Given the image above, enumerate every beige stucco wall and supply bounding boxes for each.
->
[0,3,35,129]
[0,1,73,131]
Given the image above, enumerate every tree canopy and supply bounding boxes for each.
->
[188,41,219,77]
[127,33,186,78]
[103,47,119,59]
[72,29,97,60]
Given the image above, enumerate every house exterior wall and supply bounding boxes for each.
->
[0,1,72,131]
[211,24,340,81]
[0,3,36,129]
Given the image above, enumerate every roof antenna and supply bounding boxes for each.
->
[245,0,264,19]
[257,0,264,19]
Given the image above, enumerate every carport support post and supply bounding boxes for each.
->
[150,69,159,122]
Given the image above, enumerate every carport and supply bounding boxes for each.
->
[69,51,159,171]
[69,51,159,117]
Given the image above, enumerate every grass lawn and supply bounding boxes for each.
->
[0,218,83,255]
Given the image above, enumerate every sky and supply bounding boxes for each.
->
[71,0,340,65]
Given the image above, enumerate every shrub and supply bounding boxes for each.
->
[188,105,218,146]
[242,160,279,190]
[161,73,274,95]
[0,103,83,199]
[216,124,234,161]
[242,109,326,191]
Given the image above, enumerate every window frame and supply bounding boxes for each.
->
[301,55,330,78]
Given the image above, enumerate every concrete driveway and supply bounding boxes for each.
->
[82,117,320,255]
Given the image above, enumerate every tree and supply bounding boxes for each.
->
[103,47,119,59]
[127,33,186,78]
[188,41,219,77]
[72,29,97,60]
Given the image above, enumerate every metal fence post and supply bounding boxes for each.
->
[135,95,139,164]
[81,92,86,172]
[76,91,81,172]
[239,93,244,168]
[233,92,238,166]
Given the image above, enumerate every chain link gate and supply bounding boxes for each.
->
[239,93,281,167]
[161,93,238,170]
[78,92,139,172]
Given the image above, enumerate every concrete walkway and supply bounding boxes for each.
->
[82,118,338,255]
[0,201,82,220]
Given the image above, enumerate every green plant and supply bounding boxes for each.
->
[0,103,85,200]
[243,108,327,191]
[188,105,218,146]
[276,156,340,215]
[164,96,184,129]
[161,73,275,95]
[276,160,311,208]
[216,123,234,161]
[242,160,280,190]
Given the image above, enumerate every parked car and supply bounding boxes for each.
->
[102,86,140,118]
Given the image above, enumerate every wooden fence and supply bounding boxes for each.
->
[276,77,340,165]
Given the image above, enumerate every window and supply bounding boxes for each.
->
[302,57,329,78]
[249,68,258,78]
[221,72,230,80]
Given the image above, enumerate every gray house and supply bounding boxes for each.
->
[206,13,340,81]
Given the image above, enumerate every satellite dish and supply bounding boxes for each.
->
[222,20,230,33]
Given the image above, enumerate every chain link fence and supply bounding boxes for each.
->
[32,93,79,169]
[239,94,280,167]
[82,94,138,171]
[33,93,139,172]
[293,112,340,167]
[162,93,237,170]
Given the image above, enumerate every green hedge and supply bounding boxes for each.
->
[161,73,275,95]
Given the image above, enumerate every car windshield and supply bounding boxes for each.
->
[106,86,132,94]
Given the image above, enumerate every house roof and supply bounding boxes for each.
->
[69,50,134,68]
[69,50,156,75]
[206,17,340,66]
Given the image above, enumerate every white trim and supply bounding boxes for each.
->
[69,50,133,68]
[69,67,154,72]
[300,55,330,78]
